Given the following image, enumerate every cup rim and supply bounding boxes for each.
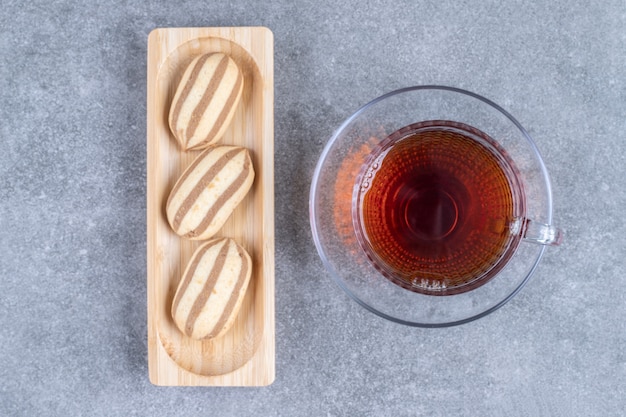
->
[309,85,552,327]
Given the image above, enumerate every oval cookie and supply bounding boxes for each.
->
[169,53,244,151]
[166,145,255,240]
[171,238,252,340]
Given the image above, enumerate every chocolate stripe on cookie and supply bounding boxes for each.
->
[188,152,250,238]
[184,239,230,337]
[200,69,243,149]
[166,146,214,212]
[205,242,250,338]
[169,54,212,137]
[170,239,220,319]
[185,54,229,142]
[171,147,242,232]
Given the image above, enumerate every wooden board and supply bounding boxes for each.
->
[147,27,274,386]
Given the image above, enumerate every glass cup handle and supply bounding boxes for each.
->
[518,219,563,246]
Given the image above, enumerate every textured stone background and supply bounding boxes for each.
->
[1,0,625,416]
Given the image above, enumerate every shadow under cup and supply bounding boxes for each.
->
[352,120,526,296]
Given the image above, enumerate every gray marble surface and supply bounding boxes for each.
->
[1,0,625,416]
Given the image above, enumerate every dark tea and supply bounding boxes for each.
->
[353,120,525,295]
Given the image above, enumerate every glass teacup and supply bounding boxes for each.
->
[310,86,562,327]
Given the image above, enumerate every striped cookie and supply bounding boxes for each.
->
[169,52,244,151]
[166,145,255,240]
[172,238,252,340]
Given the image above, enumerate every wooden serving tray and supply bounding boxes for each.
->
[147,27,274,386]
